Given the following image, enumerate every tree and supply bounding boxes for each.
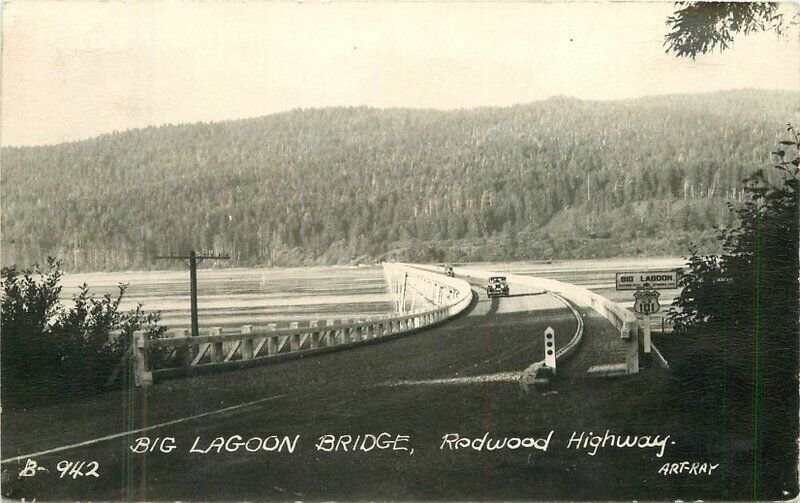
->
[665,2,799,59]
[670,127,799,333]
[667,127,799,499]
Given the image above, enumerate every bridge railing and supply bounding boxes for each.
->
[441,265,640,374]
[131,264,472,387]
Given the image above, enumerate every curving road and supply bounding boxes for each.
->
[2,273,632,501]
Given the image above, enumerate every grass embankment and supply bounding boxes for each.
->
[2,365,738,501]
[3,299,792,500]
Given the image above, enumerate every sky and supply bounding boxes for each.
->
[1,1,799,146]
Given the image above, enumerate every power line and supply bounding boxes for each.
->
[155,250,230,337]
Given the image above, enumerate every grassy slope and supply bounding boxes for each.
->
[1,289,771,501]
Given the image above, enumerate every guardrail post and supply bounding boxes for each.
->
[171,328,191,366]
[267,323,277,355]
[210,327,223,362]
[642,315,652,354]
[133,330,153,387]
[289,322,300,351]
[310,320,320,348]
[241,325,254,360]
[325,319,335,346]
[344,320,352,343]
[625,323,640,374]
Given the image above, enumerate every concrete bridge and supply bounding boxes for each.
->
[127,262,644,386]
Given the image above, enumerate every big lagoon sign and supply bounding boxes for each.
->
[615,270,680,291]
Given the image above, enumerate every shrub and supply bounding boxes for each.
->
[1,258,168,407]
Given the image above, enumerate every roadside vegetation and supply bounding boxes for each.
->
[661,126,799,500]
[0,258,168,408]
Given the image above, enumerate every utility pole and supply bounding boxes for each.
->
[155,250,230,337]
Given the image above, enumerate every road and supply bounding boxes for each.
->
[2,275,637,501]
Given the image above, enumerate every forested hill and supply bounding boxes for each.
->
[2,90,798,271]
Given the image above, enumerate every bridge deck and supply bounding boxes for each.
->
[561,307,630,376]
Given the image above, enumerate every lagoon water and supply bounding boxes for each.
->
[59,257,686,331]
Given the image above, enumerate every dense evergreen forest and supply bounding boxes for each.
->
[2,90,797,271]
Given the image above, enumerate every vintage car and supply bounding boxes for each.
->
[486,276,510,298]
[444,265,455,277]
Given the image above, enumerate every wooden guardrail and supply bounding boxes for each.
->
[132,263,473,387]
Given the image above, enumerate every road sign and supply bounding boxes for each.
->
[616,270,680,291]
[633,288,661,315]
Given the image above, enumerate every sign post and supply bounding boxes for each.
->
[633,287,661,353]
[617,269,680,356]
[543,326,556,373]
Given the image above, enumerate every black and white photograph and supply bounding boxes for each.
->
[1,1,798,500]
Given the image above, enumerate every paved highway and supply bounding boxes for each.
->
[2,274,631,501]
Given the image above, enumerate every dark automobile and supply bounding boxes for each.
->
[486,276,510,298]
[444,265,455,277]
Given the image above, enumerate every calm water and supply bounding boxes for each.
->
[60,265,393,330]
[60,257,687,331]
